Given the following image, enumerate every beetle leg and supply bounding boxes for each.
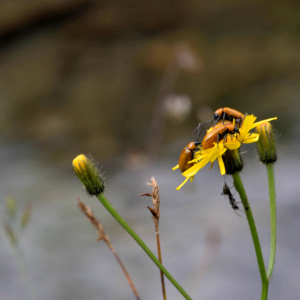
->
[217,133,220,148]
[234,210,243,217]
[223,133,228,143]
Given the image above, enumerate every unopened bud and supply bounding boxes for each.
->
[256,122,277,164]
[223,149,244,175]
[72,154,105,196]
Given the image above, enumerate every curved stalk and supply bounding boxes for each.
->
[232,172,268,300]
[266,163,276,280]
[97,194,192,300]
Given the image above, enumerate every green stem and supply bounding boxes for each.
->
[232,172,268,300]
[13,245,38,300]
[97,194,192,300]
[261,281,269,300]
[266,163,276,280]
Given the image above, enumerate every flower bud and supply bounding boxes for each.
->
[72,154,105,196]
[222,149,244,175]
[255,121,277,164]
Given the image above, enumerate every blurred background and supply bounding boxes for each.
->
[0,0,300,299]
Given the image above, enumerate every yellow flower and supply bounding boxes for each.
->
[173,115,277,190]
[224,115,277,150]
[173,142,226,190]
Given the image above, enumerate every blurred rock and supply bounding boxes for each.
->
[62,0,191,38]
[0,0,90,36]
[0,35,60,137]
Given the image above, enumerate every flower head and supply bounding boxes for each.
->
[255,121,277,164]
[173,114,277,190]
[224,115,277,150]
[73,154,105,196]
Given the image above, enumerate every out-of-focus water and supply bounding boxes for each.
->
[0,141,299,300]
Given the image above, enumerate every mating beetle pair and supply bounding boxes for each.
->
[178,107,245,173]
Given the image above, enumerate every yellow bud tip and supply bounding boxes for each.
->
[72,154,105,196]
[72,154,87,174]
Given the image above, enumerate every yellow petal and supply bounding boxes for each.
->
[182,156,210,177]
[242,133,259,143]
[221,147,227,155]
[190,176,194,182]
[239,115,257,141]
[226,134,237,143]
[194,148,211,157]
[210,147,227,162]
[218,155,226,175]
[251,117,277,129]
[176,177,190,190]
[209,147,223,162]
[190,152,209,163]
[172,164,179,171]
[224,141,241,150]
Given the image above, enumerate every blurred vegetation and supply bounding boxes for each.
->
[0,0,299,165]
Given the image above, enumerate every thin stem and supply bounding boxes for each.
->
[232,172,268,300]
[77,199,140,299]
[261,280,269,300]
[104,237,141,300]
[266,163,276,280]
[155,221,167,300]
[97,194,192,300]
[14,245,38,300]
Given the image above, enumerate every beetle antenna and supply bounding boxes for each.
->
[240,112,248,127]
[214,114,221,125]
[196,124,203,142]
[192,123,202,136]
[192,120,211,142]
[196,120,212,141]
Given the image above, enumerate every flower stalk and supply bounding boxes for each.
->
[72,154,192,300]
[232,172,269,300]
[267,164,276,280]
[97,193,192,300]
[255,121,277,281]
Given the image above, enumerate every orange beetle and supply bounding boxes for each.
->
[202,123,239,149]
[213,107,245,125]
[178,122,208,172]
[178,141,201,172]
